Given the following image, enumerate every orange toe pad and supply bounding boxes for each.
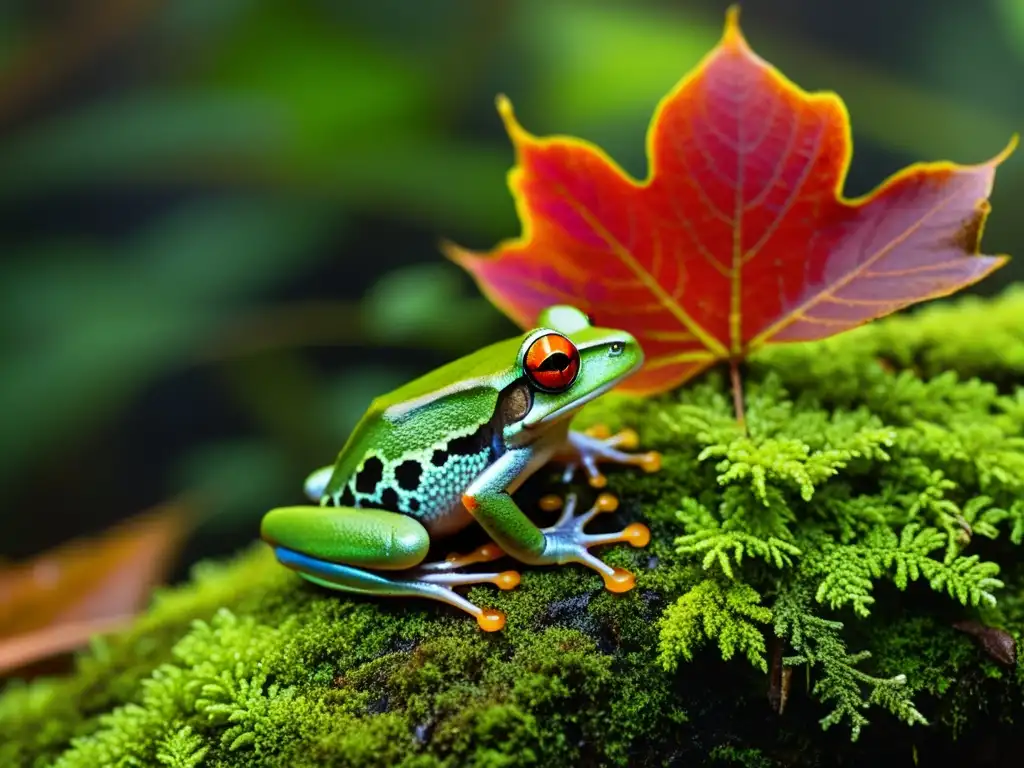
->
[602,567,636,593]
[477,609,507,632]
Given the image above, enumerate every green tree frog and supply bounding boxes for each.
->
[261,305,660,631]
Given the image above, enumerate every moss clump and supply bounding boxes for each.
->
[3,288,1024,767]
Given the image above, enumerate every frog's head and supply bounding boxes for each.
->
[503,306,642,441]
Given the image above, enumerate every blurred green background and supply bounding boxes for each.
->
[1,0,1021,578]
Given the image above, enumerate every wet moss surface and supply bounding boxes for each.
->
[3,288,1024,767]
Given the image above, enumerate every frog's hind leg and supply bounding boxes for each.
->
[272,547,515,631]
[262,506,517,631]
[556,426,662,488]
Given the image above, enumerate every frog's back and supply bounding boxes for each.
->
[323,337,522,532]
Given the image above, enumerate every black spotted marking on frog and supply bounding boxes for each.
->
[339,388,527,517]
[379,487,401,513]
[339,484,356,507]
[395,460,423,491]
[447,427,491,456]
[355,456,384,494]
[427,421,496,469]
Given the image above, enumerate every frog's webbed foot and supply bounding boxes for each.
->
[416,542,509,573]
[537,493,650,592]
[407,543,520,630]
[558,425,661,488]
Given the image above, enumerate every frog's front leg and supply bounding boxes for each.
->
[462,450,650,592]
[261,507,519,631]
[553,425,662,488]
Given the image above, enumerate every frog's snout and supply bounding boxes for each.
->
[611,332,644,378]
[626,334,644,366]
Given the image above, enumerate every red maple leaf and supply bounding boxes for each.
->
[444,7,1013,407]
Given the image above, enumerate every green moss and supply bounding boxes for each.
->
[4,287,1024,766]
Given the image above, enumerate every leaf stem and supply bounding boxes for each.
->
[730,359,747,429]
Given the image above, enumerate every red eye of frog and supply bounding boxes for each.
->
[524,333,580,393]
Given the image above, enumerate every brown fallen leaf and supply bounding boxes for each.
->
[0,501,191,677]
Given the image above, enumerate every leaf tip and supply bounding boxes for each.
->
[495,92,513,118]
[495,93,530,145]
[440,239,472,268]
[992,133,1019,166]
[722,4,750,50]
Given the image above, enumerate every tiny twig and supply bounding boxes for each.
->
[0,0,164,130]
[195,301,364,363]
[767,636,792,714]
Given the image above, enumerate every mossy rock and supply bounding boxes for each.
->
[3,288,1024,767]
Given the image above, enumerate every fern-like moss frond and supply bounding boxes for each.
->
[658,580,772,672]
